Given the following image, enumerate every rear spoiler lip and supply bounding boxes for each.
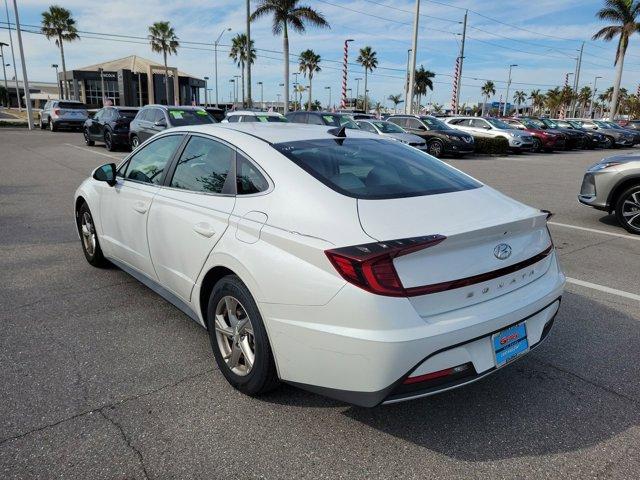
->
[404,244,554,297]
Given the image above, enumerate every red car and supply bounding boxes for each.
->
[503,118,566,152]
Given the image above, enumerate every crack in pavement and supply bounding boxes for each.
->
[0,367,215,447]
[99,409,150,480]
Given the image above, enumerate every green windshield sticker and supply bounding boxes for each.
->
[322,115,334,123]
[196,110,207,115]
[169,111,184,119]
[257,116,269,122]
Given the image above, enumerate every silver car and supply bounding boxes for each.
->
[568,119,636,148]
[39,100,89,131]
[579,153,640,234]
[355,120,427,149]
[445,116,535,152]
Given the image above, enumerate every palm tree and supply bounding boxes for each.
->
[388,94,403,113]
[373,101,383,117]
[41,6,79,100]
[529,89,545,115]
[299,49,321,111]
[592,0,640,119]
[148,21,179,106]
[251,0,329,114]
[229,33,256,107]
[413,66,434,111]
[513,90,527,114]
[480,81,496,116]
[356,46,378,112]
[545,87,564,117]
[578,86,593,116]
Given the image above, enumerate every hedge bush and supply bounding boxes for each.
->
[473,135,509,155]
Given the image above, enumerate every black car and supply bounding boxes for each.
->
[387,115,475,157]
[129,105,216,148]
[285,111,360,129]
[83,106,139,151]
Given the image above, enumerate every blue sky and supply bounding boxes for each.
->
[2,0,640,108]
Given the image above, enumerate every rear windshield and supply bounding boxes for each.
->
[250,114,288,123]
[167,109,214,126]
[118,110,138,118]
[59,102,87,109]
[273,138,481,199]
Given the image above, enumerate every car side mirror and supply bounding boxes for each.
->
[417,124,427,131]
[93,163,117,187]
[154,119,167,127]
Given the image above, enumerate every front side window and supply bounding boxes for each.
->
[357,122,377,133]
[308,114,325,125]
[124,135,183,185]
[406,118,423,130]
[419,116,449,131]
[485,118,512,129]
[273,138,481,200]
[237,154,269,195]
[372,121,404,133]
[170,136,233,194]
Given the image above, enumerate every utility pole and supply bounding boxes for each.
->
[234,75,240,105]
[340,39,354,109]
[569,42,584,118]
[257,81,263,109]
[325,86,331,109]
[407,0,420,114]
[11,0,31,127]
[404,48,411,113]
[355,77,362,107]
[4,0,21,110]
[589,75,602,118]
[503,64,517,116]
[214,28,231,107]
[0,42,8,106]
[246,0,252,108]
[204,76,209,106]
[454,10,467,114]
[51,64,60,99]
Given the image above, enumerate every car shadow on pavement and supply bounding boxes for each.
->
[340,292,639,461]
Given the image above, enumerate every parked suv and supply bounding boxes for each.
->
[569,119,636,148]
[579,153,640,234]
[355,119,426,149]
[129,105,215,148]
[503,117,566,152]
[39,100,88,131]
[520,117,588,150]
[83,106,139,151]
[387,115,474,157]
[444,117,534,152]
[285,111,359,129]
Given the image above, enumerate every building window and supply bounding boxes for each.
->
[85,79,120,107]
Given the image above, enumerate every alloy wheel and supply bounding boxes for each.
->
[429,141,443,157]
[621,191,640,232]
[105,132,112,150]
[131,136,139,148]
[80,211,97,256]
[214,296,256,376]
[532,138,541,152]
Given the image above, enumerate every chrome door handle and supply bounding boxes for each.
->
[132,202,148,214]
[193,222,216,238]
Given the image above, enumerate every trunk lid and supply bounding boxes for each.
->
[357,186,553,317]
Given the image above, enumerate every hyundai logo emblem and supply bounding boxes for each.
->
[493,243,512,260]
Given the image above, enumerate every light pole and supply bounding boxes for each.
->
[98,68,106,106]
[503,64,517,116]
[355,77,362,109]
[325,86,331,109]
[404,48,411,113]
[204,76,209,106]
[4,1,21,110]
[292,72,300,109]
[589,76,602,118]
[0,42,8,106]
[230,78,236,106]
[51,63,60,99]
[11,0,32,126]
[346,88,352,108]
[407,0,420,114]
[233,75,241,106]
[257,81,263,109]
[340,38,354,109]
[276,92,281,110]
[214,27,231,107]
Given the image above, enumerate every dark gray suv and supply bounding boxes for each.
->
[128,105,215,148]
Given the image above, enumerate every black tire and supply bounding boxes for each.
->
[427,139,444,157]
[49,120,57,132]
[104,130,115,151]
[206,275,279,396]
[76,202,108,267]
[604,136,615,149]
[83,129,95,146]
[614,184,640,235]
[130,135,140,149]
[532,137,542,152]
[39,116,46,130]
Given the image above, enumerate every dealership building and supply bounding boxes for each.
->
[57,55,205,108]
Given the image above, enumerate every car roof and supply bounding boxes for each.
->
[144,104,205,110]
[227,110,283,116]
[173,122,377,144]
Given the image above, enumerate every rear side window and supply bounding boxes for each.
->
[237,154,269,194]
[308,114,325,125]
[118,110,138,119]
[273,138,481,200]
[124,135,183,185]
[170,136,233,194]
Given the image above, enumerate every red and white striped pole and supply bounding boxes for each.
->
[451,57,460,114]
[340,39,354,109]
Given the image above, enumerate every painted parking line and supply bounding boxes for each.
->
[549,221,640,242]
[566,277,640,302]
[64,143,122,160]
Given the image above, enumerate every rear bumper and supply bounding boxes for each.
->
[262,251,565,407]
[52,119,86,129]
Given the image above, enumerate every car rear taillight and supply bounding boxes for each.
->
[325,235,446,297]
[53,108,61,116]
[403,362,473,385]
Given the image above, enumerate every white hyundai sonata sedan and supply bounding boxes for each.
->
[74,122,565,407]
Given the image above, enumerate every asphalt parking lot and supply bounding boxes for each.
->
[1,128,639,479]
